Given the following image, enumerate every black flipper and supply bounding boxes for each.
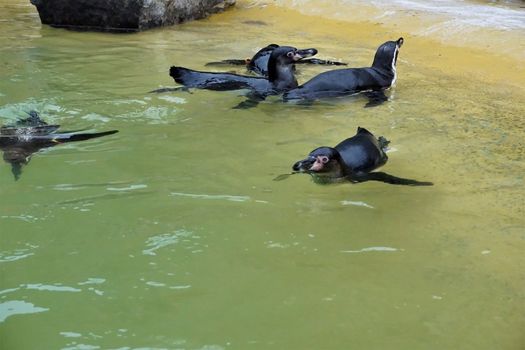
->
[149,87,192,94]
[232,92,266,110]
[205,59,250,67]
[363,90,388,108]
[352,172,433,186]
[296,58,347,66]
[52,130,119,143]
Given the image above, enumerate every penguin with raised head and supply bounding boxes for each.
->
[283,38,404,106]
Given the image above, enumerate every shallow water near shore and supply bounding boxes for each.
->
[1,0,524,349]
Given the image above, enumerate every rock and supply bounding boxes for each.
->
[30,0,236,32]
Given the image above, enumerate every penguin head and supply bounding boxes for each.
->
[292,146,345,179]
[2,147,31,181]
[269,46,318,65]
[267,46,318,83]
[371,37,403,72]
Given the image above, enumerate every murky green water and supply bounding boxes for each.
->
[1,0,524,349]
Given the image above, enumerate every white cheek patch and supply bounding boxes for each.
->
[309,159,324,171]
[293,53,304,61]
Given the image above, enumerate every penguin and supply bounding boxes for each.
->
[205,43,347,77]
[169,46,317,105]
[1,111,118,180]
[291,126,433,186]
[283,38,404,106]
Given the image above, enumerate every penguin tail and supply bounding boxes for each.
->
[378,136,390,150]
[357,126,373,135]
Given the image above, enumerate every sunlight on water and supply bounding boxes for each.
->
[142,230,193,256]
[341,246,400,253]
[0,300,49,323]
[1,0,524,349]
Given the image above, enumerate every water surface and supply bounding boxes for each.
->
[1,0,524,349]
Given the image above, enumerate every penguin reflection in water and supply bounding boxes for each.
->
[288,127,432,186]
[0,111,118,180]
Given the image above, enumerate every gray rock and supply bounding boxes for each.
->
[30,0,236,32]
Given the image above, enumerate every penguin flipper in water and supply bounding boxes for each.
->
[295,58,347,66]
[205,59,251,67]
[47,130,119,143]
[350,172,433,186]
[363,90,389,108]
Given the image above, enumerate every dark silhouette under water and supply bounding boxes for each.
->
[0,111,118,180]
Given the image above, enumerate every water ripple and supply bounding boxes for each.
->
[0,214,39,223]
[106,184,148,191]
[142,230,192,256]
[1,279,106,296]
[25,284,81,292]
[340,200,375,209]
[0,244,38,263]
[341,246,401,253]
[171,191,265,203]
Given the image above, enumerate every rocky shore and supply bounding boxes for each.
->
[30,0,236,32]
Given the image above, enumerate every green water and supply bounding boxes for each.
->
[1,1,524,349]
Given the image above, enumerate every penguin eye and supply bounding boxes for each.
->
[320,156,330,164]
[286,51,294,58]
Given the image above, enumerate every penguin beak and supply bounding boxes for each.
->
[293,158,312,172]
[293,48,318,61]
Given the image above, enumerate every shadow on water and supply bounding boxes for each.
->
[273,171,434,186]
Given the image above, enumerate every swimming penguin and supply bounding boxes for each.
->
[169,46,317,106]
[205,43,347,77]
[0,111,118,180]
[291,127,433,186]
[283,38,404,105]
